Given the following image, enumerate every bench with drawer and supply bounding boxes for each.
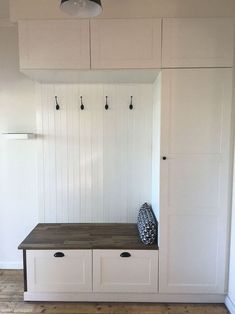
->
[19,223,159,301]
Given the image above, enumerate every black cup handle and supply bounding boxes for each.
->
[120,252,131,258]
[54,252,65,258]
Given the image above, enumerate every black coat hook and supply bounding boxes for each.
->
[55,96,60,110]
[129,96,133,110]
[80,96,84,110]
[105,96,109,110]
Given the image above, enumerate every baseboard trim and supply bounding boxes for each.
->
[0,262,23,269]
[225,296,235,314]
[24,292,226,303]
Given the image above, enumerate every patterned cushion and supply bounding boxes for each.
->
[137,203,158,245]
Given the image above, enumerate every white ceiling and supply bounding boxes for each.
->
[0,0,9,18]
[9,0,235,21]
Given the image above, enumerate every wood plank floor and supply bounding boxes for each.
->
[0,270,229,314]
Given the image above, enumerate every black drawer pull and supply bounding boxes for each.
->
[54,252,65,258]
[120,252,131,258]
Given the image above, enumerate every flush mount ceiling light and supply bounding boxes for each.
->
[60,0,102,18]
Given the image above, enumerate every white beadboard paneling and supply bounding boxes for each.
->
[79,85,92,222]
[89,85,104,222]
[38,84,153,223]
[54,85,69,222]
[126,85,153,222]
[41,84,57,222]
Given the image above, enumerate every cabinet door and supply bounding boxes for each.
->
[18,20,90,69]
[93,250,158,293]
[91,19,161,69]
[159,68,232,294]
[162,18,234,68]
[27,250,92,292]
[228,160,235,306]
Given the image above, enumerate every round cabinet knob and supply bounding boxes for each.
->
[162,156,167,160]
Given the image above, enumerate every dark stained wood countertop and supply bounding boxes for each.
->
[18,223,158,250]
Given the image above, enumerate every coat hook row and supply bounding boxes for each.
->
[55,96,134,111]
[104,95,134,111]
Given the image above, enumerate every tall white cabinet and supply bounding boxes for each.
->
[158,18,234,296]
[227,162,235,313]
[159,68,233,294]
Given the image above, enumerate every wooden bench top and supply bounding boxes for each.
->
[18,223,158,250]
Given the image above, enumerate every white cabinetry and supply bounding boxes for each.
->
[162,18,234,68]
[18,20,90,69]
[159,68,233,294]
[91,19,162,69]
[25,249,158,298]
[27,250,92,292]
[18,19,161,72]
[93,250,158,293]
[226,154,235,313]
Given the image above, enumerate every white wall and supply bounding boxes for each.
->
[0,0,8,18]
[0,25,38,268]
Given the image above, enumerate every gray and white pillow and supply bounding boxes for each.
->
[137,203,158,245]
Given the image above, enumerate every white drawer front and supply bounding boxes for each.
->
[27,250,92,293]
[93,250,158,293]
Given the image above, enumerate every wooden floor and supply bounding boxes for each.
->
[0,270,229,314]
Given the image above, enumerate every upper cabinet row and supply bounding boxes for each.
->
[18,18,234,70]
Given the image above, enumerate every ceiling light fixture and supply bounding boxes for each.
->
[60,0,102,18]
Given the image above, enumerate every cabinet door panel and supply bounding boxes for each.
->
[159,68,232,294]
[18,20,90,69]
[162,18,234,68]
[27,250,92,292]
[91,19,161,69]
[93,250,158,293]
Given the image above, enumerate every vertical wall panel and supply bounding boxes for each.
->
[89,85,103,222]
[64,85,79,222]
[102,85,118,222]
[54,85,69,222]
[41,84,57,222]
[38,84,153,223]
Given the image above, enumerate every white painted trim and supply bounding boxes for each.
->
[24,292,226,303]
[225,296,235,314]
[0,262,23,269]
[0,18,15,27]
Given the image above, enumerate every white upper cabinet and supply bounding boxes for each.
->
[91,19,162,69]
[18,20,90,69]
[162,18,234,68]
